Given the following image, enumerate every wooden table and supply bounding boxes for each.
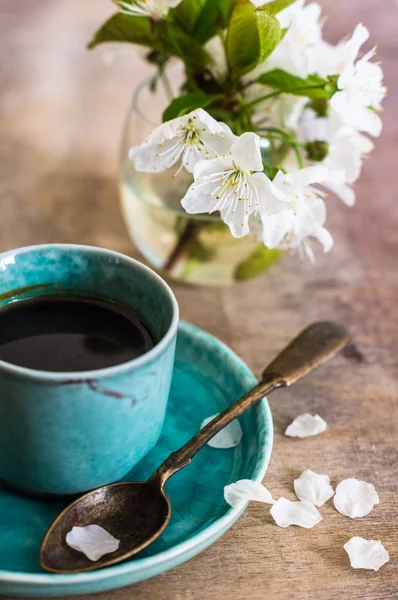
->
[0,1,397,598]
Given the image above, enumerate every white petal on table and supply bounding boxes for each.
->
[224,479,275,508]
[333,478,379,518]
[344,537,389,571]
[200,414,243,448]
[270,497,322,528]
[66,525,120,562]
[285,413,327,438]
[294,470,335,506]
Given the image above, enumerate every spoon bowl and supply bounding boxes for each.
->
[40,482,171,573]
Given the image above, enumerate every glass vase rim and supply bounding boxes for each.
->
[131,61,182,128]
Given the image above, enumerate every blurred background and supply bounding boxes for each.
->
[0,2,397,599]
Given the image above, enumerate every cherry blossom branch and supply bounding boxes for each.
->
[163,220,199,274]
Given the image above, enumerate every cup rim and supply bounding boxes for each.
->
[0,243,179,381]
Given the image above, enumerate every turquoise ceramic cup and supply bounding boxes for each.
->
[0,244,179,496]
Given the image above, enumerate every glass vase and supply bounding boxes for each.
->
[119,70,281,286]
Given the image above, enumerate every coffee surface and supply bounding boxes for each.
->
[0,295,154,372]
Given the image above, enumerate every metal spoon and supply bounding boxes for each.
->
[40,321,350,574]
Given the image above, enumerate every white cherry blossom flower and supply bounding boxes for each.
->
[310,23,371,78]
[326,24,386,137]
[114,0,182,20]
[265,1,323,78]
[322,126,373,206]
[181,132,274,237]
[309,23,386,135]
[258,165,333,260]
[250,90,307,131]
[299,109,374,206]
[331,56,385,136]
[129,109,235,175]
[344,537,389,571]
[298,108,330,143]
[66,525,120,561]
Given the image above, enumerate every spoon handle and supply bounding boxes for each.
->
[151,321,350,488]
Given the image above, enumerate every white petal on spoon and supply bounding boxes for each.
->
[270,497,322,528]
[294,470,335,506]
[344,537,389,571]
[333,478,379,518]
[224,479,275,508]
[200,414,243,448]
[66,525,120,562]
[285,413,327,438]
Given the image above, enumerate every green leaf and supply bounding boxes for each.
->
[172,0,206,33]
[193,0,221,43]
[164,22,211,68]
[234,245,283,281]
[88,13,155,50]
[279,27,288,40]
[256,8,281,62]
[257,69,331,99]
[88,13,211,68]
[218,0,237,26]
[261,0,296,16]
[227,0,260,75]
[162,92,212,122]
[193,0,236,43]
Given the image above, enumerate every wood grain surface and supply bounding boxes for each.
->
[0,1,397,598]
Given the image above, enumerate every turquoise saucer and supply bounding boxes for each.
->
[0,321,273,597]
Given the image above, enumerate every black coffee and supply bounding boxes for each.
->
[0,295,155,372]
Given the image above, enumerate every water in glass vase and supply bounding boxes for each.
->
[120,159,264,287]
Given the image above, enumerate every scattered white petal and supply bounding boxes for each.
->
[224,479,275,508]
[344,537,389,571]
[201,414,243,449]
[334,478,379,518]
[270,497,322,528]
[285,413,327,438]
[66,525,120,562]
[294,470,335,507]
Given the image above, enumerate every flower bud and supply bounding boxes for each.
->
[305,141,329,162]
